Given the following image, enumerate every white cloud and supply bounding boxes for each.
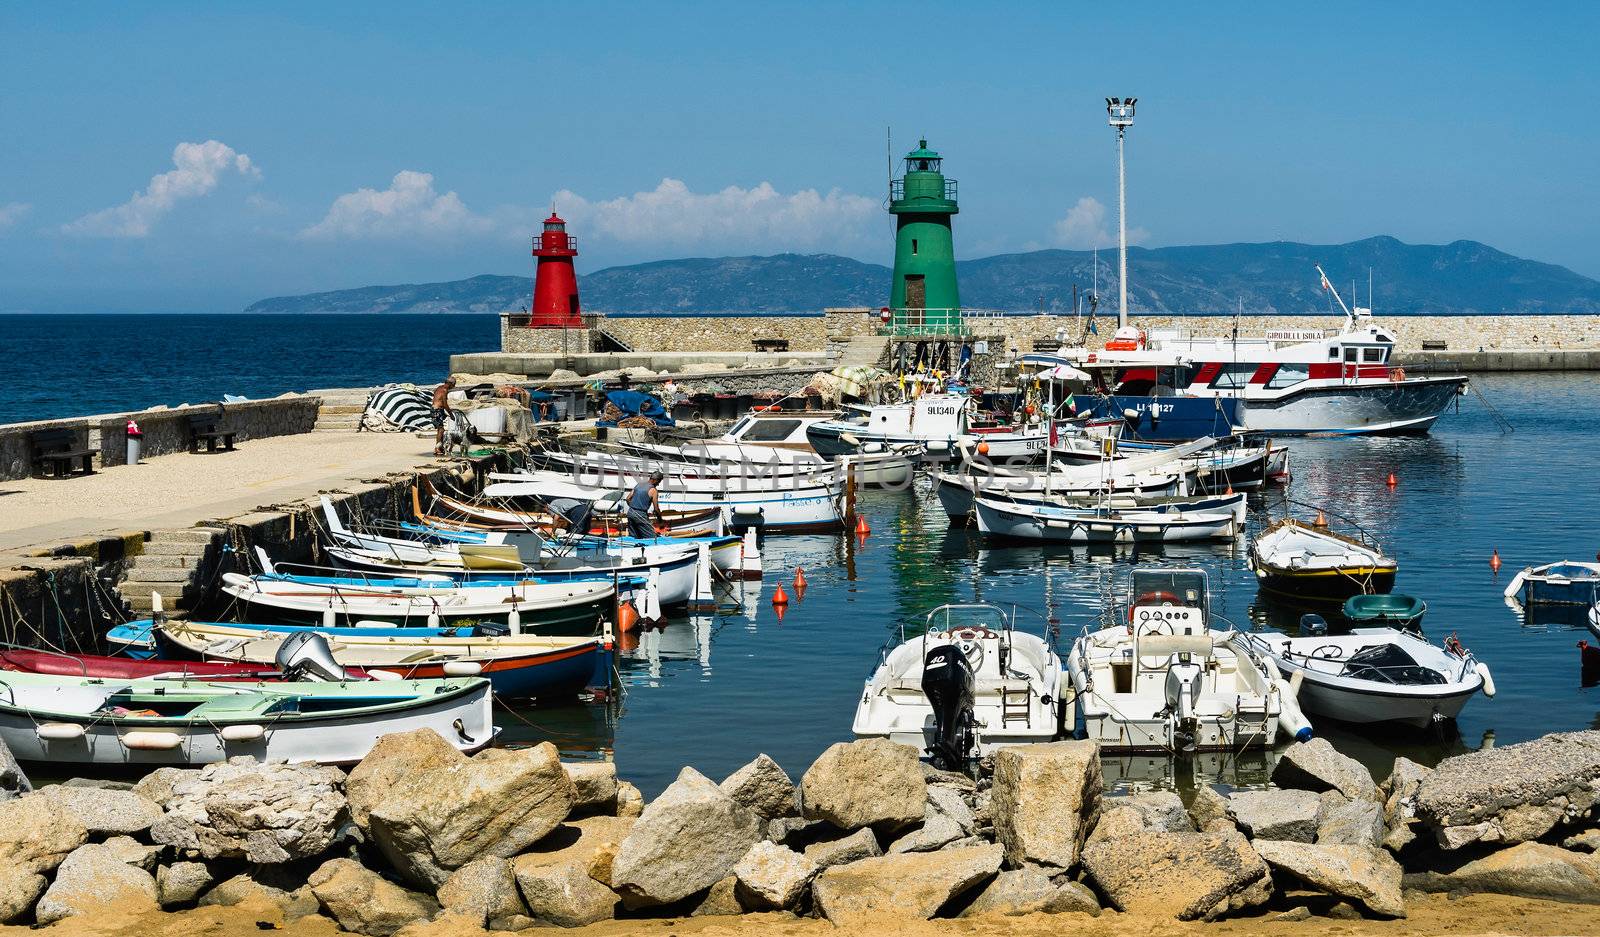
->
[1051,196,1149,250]
[300,170,493,240]
[62,140,259,238]
[0,202,31,231]
[552,178,879,253]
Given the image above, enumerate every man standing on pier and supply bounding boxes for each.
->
[432,377,457,455]
[628,471,665,538]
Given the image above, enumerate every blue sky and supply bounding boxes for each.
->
[2,2,1596,312]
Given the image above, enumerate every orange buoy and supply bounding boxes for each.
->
[1224,485,1233,496]
[1314,511,1328,527]
[1386,472,1398,487]
[616,600,639,632]
[854,515,871,536]
[772,584,790,606]
[794,567,807,590]
[1490,550,1502,571]
[976,441,991,456]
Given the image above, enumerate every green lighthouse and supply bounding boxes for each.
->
[889,139,959,333]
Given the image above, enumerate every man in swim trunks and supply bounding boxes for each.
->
[432,378,457,455]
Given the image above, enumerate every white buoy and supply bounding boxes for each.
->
[220,724,265,742]
[321,607,336,629]
[123,731,183,751]
[1476,662,1497,697]
[443,660,484,676]
[689,542,715,611]
[36,722,86,741]
[507,605,522,635]
[1275,678,1314,743]
[739,526,763,581]
[426,609,441,629]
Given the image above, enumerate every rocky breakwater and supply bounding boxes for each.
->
[1,730,1599,932]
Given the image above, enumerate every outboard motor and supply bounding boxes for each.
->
[1299,613,1329,637]
[1164,652,1204,751]
[275,631,351,682]
[920,644,976,772]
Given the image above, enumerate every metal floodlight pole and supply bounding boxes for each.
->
[1107,97,1136,329]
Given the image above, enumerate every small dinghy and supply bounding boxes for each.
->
[0,634,495,766]
[1504,561,1600,606]
[1342,593,1428,629]
[1066,568,1310,752]
[1249,517,1397,603]
[1240,624,1494,728]
[851,604,1065,770]
[973,493,1239,544]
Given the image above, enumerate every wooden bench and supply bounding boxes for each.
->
[1420,340,1448,351]
[30,428,97,478]
[752,338,790,353]
[187,411,238,454]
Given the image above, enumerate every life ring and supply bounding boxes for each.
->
[1391,368,1406,382]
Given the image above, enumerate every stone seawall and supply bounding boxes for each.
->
[0,396,321,482]
[500,309,880,355]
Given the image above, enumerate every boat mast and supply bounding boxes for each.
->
[1315,264,1355,327]
[1107,98,1136,329]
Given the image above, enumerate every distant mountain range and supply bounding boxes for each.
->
[244,237,1600,315]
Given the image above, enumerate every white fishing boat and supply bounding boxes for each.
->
[618,434,916,488]
[973,493,1239,544]
[1249,517,1397,603]
[1066,569,1309,752]
[807,393,1048,461]
[485,467,844,532]
[1503,560,1600,606]
[0,665,495,767]
[851,603,1065,770]
[1239,625,1493,728]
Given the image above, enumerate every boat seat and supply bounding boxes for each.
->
[188,693,282,717]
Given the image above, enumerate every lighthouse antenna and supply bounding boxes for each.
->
[1106,96,1136,329]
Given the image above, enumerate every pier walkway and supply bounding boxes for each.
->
[0,431,443,558]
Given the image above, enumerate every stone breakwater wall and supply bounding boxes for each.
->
[0,395,321,482]
[501,309,879,355]
[5,728,1596,930]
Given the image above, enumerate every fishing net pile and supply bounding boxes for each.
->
[804,366,895,406]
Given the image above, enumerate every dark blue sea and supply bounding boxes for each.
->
[0,313,499,424]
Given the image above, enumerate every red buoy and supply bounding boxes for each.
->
[1490,550,1502,571]
[854,515,871,536]
[976,441,991,456]
[772,584,789,606]
[1386,472,1398,488]
[616,600,639,632]
[794,567,807,593]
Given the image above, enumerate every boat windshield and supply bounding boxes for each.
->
[922,604,1011,634]
[1129,568,1209,615]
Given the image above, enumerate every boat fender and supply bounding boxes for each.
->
[1501,570,1527,600]
[354,619,389,629]
[1475,662,1496,698]
[367,669,404,681]
[443,660,484,677]
[220,724,265,742]
[1288,669,1305,697]
[1275,679,1314,742]
[36,722,86,741]
[732,504,764,517]
[123,731,184,751]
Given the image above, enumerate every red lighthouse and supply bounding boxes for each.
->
[528,212,583,328]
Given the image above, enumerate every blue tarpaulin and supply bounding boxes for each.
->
[598,390,674,427]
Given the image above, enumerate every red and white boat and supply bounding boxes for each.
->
[1063,268,1469,436]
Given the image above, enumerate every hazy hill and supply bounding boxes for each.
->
[244,237,1600,315]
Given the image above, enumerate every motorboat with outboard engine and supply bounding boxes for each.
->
[1240,619,1494,728]
[1066,568,1309,752]
[807,393,1048,462]
[972,493,1240,544]
[1249,517,1397,603]
[851,603,1065,770]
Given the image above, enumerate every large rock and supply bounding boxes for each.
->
[888,807,965,854]
[609,766,761,908]
[990,741,1101,868]
[1414,731,1600,850]
[1189,784,1232,830]
[35,843,159,924]
[733,841,817,910]
[803,828,882,869]
[1381,757,1433,851]
[369,742,576,889]
[801,739,926,831]
[38,785,163,836]
[0,740,30,801]
[565,762,619,814]
[691,876,742,917]
[616,781,644,818]
[811,843,1003,924]
[198,872,319,920]
[346,728,464,829]
[437,857,529,930]
[157,862,213,908]
[130,767,199,808]
[515,815,636,872]
[0,871,45,924]
[959,867,1101,917]
[1227,788,1322,842]
[515,859,618,927]
[1253,840,1406,918]
[1089,791,1194,847]
[0,794,88,875]
[1081,829,1268,920]
[1272,739,1380,802]
[721,754,798,820]
[1317,792,1385,848]
[927,783,978,834]
[1404,842,1600,903]
[307,858,439,937]
[102,835,161,871]
[149,759,347,864]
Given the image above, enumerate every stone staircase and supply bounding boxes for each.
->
[117,526,229,616]
[835,335,889,369]
[309,387,374,432]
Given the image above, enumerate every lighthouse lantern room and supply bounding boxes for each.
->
[527,212,584,328]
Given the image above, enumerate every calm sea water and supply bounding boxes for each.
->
[501,372,1600,795]
[0,313,499,424]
